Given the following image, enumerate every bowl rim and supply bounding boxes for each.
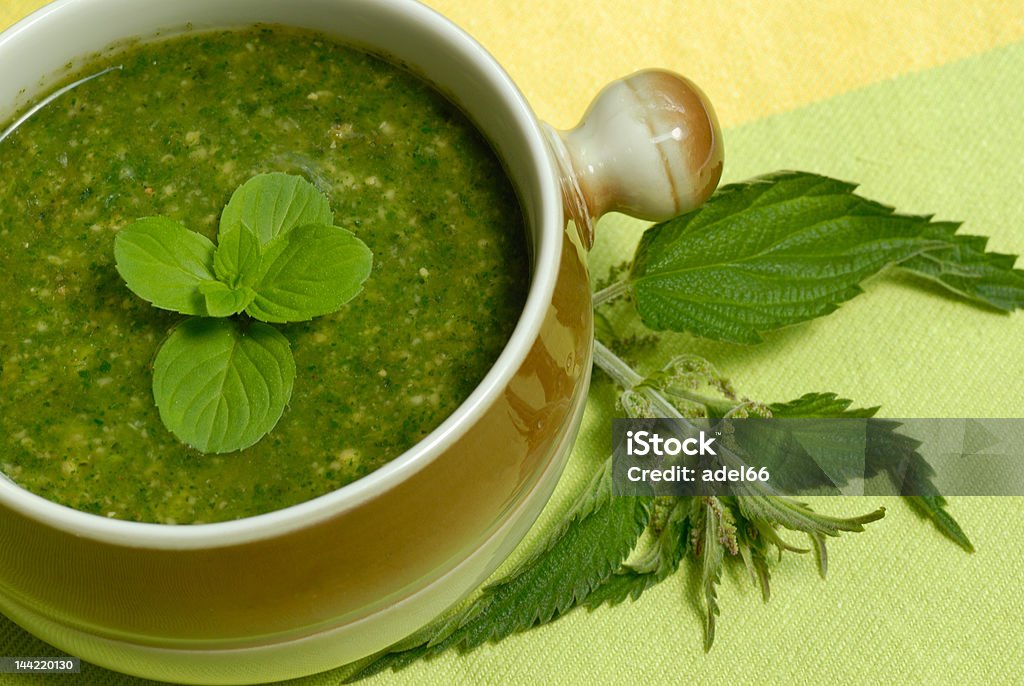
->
[0,0,564,549]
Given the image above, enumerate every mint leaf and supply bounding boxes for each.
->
[214,225,263,287]
[114,216,216,315]
[627,171,1015,343]
[199,281,256,317]
[246,224,373,323]
[152,318,295,454]
[219,172,333,245]
[217,174,372,323]
[897,229,1024,311]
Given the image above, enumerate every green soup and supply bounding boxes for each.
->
[0,26,529,524]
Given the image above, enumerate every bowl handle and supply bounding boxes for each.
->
[544,69,723,249]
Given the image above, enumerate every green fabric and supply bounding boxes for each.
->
[3,36,1023,686]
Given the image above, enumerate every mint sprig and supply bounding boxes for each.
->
[199,280,257,318]
[114,173,373,453]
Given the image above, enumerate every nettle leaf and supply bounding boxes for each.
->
[219,172,333,245]
[199,281,256,318]
[114,216,216,315]
[246,224,373,323]
[214,225,263,288]
[584,497,689,608]
[696,498,726,652]
[897,228,1024,311]
[770,393,973,551]
[736,495,885,538]
[347,461,652,681]
[628,171,1023,343]
[906,496,974,553]
[152,318,295,454]
[768,392,879,419]
[863,420,975,552]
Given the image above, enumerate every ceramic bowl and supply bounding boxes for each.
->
[0,0,722,682]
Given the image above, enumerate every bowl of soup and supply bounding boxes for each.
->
[0,0,722,682]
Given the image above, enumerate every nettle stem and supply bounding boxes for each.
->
[591,339,642,388]
[592,280,631,308]
[591,340,682,419]
[592,340,756,479]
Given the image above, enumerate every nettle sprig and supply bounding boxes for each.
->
[345,171,1022,679]
[115,173,372,453]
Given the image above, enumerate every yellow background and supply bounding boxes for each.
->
[2,0,1023,684]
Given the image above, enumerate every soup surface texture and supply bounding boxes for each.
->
[0,26,529,524]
